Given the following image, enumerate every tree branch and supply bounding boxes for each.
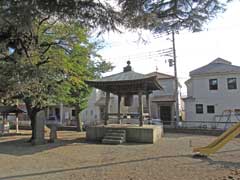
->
[36,57,50,67]
[39,16,51,26]
[40,41,59,55]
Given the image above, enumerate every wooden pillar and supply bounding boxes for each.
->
[146,92,151,123]
[138,92,144,126]
[104,92,110,125]
[15,112,19,133]
[118,95,121,124]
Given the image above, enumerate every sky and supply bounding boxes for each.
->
[99,1,240,95]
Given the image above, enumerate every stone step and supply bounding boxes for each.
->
[104,136,125,140]
[104,132,125,137]
[106,129,126,133]
[102,139,124,145]
[102,129,126,145]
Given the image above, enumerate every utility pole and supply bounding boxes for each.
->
[172,30,180,127]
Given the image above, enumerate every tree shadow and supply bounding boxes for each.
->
[0,132,31,137]
[204,158,240,169]
[192,155,240,169]
[215,148,240,155]
[0,137,88,156]
[0,154,191,180]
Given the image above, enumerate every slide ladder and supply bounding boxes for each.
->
[193,122,240,156]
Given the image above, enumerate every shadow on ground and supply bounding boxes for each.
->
[0,152,239,180]
[190,151,240,169]
[0,154,192,180]
[200,157,240,169]
[0,136,87,156]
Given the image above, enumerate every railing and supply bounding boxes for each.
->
[173,120,240,130]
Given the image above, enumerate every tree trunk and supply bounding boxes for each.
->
[29,111,37,142]
[75,104,83,132]
[24,99,45,145]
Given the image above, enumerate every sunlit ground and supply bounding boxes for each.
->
[0,130,239,180]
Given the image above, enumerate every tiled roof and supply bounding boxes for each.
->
[95,71,146,82]
[190,58,240,76]
[85,62,163,94]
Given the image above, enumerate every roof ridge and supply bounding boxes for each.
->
[146,71,174,78]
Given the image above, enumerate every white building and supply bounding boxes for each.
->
[81,71,179,127]
[183,58,240,129]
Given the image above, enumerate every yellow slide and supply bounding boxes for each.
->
[193,122,240,156]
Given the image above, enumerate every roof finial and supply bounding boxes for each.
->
[123,61,132,72]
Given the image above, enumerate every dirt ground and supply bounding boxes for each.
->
[0,130,240,180]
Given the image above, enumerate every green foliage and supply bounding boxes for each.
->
[0,0,228,37]
[0,0,120,33]
[0,19,112,113]
[119,0,226,32]
[0,0,229,72]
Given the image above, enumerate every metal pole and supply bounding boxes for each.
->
[172,30,180,127]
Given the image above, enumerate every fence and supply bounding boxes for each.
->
[175,120,239,130]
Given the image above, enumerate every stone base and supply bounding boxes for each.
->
[46,124,58,143]
[31,138,46,145]
[86,124,163,144]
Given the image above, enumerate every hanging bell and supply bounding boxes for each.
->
[124,95,133,106]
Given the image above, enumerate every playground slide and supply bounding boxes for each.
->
[193,122,240,156]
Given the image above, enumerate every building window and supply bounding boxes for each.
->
[196,104,203,114]
[207,105,215,114]
[227,78,237,89]
[209,79,218,90]
[235,109,240,115]
[72,110,76,116]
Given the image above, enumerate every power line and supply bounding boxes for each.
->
[103,48,173,62]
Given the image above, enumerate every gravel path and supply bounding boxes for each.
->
[0,130,240,180]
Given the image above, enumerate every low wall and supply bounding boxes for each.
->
[86,124,163,144]
[164,127,225,136]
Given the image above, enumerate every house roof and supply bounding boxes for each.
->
[190,58,240,76]
[0,105,26,114]
[147,71,182,88]
[146,72,174,79]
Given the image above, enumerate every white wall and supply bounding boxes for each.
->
[185,73,240,128]
[80,89,101,124]
[152,79,175,96]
